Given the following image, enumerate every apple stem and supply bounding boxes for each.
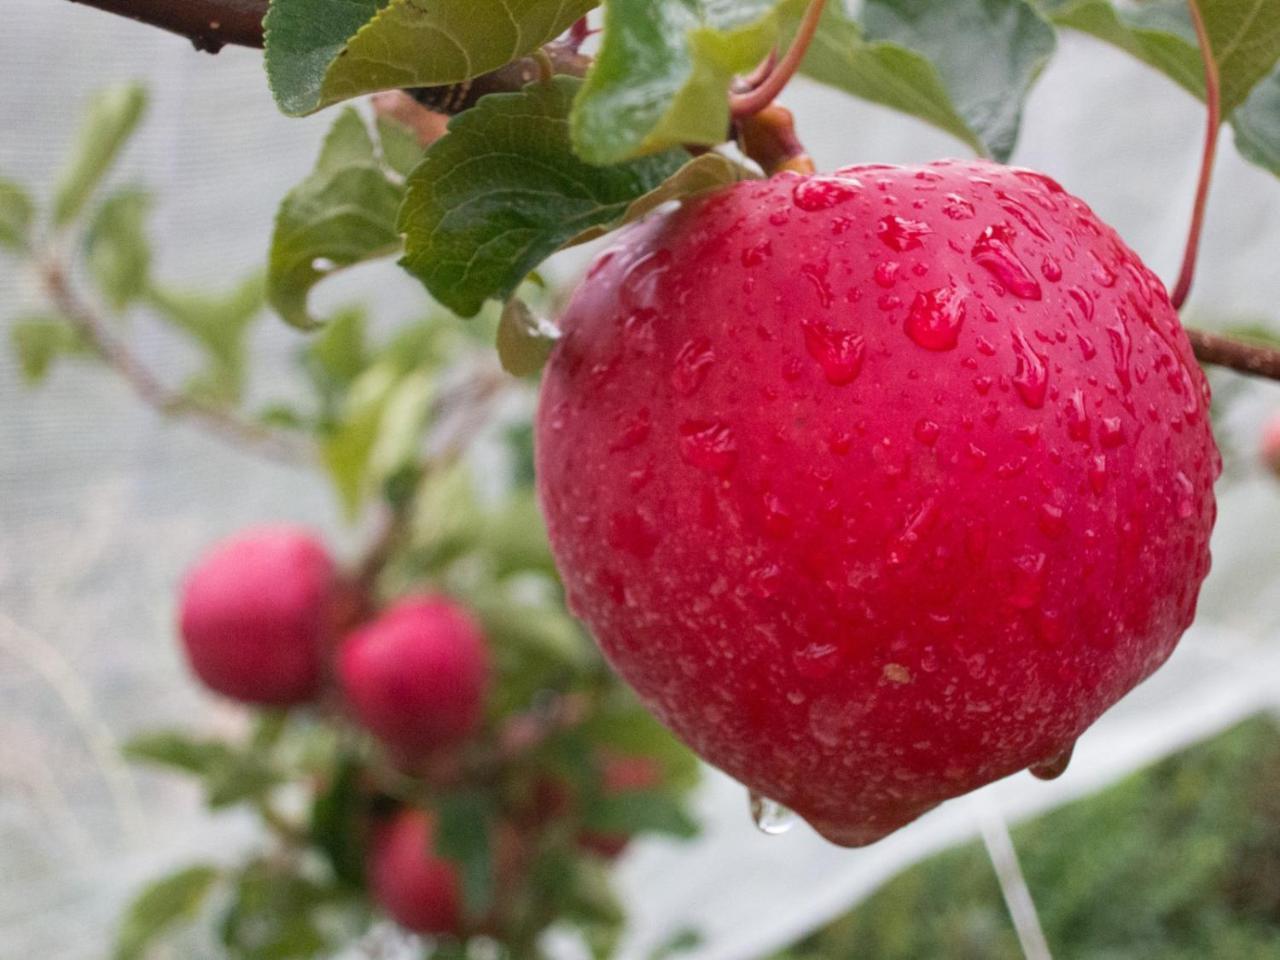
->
[1170,0,1220,310]
[729,0,828,119]
[737,103,816,176]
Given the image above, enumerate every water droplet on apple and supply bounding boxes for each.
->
[905,286,966,351]
[876,214,932,252]
[942,193,976,220]
[972,224,1042,300]
[1010,328,1048,408]
[792,176,861,211]
[678,420,738,475]
[671,337,716,396]
[803,320,866,385]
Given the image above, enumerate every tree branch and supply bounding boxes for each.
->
[66,0,266,52]
[39,259,312,465]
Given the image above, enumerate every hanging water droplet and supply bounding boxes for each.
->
[1029,741,1075,780]
[748,790,797,836]
[972,224,1042,300]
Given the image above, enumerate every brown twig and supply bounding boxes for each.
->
[729,0,828,119]
[66,0,267,52]
[1187,328,1280,380]
[38,259,312,465]
[1171,0,1220,309]
[408,42,591,114]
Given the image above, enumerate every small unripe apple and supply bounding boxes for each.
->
[536,159,1219,845]
[367,809,462,936]
[337,596,489,756]
[178,525,334,705]
[1261,413,1280,477]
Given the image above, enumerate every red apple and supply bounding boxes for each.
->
[1261,413,1280,477]
[535,159,1219,846]
[178,525,334,705]
[337,596,489,756]
[367,809,462,936]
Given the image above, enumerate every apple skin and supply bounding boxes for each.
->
[535,159,1219,846]
[337,596,489,756]
[367,809,463,936]
[178,526,334,705]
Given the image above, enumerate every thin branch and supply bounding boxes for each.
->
[408,41,591,114]
[729,0,828,119]
[1171,0,1220,309]
[66,0,267,52]
[1188,328,1280,380]
[39,260,312,465]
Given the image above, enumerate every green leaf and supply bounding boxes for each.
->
[1043,0,1280,115]
[147,272,265,404]
[861,0,1056,161]
[582,789,700,839]
[584,698,701,792]
[435,791,496,919]
[219,860,338,960]
[800,2,982,154]
[496,297,558,377]
[304,305,369,411]
[367,370,434,484]
[565,151,759,247]
[399,76,688,317]
[268,109,404,331]
[0,178,34,252]
[309,755,368,888]
[376,115,425,178]
[124,730,281,808]
[53,83,147,227]
[572,0,805,164]
[265,0,594,116]
[84,187,151,310]
[115,865,220,960]
[10,315,88,384]
[1232,62,1280,176]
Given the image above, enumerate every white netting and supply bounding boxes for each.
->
[3,4,1280,959]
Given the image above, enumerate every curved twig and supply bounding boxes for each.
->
[39,260,312,465]
[1171,0,1220,309]
[729,0,828,119]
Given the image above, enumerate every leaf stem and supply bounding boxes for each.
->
[1171,0,1220,310]
[37,257,312,465]
[729,0,828,119]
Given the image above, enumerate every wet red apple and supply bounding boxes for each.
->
[535,159,1219,845]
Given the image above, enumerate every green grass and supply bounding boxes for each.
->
[775,714,1280,960]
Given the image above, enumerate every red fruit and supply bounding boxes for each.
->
[1261,414,1280,477]
[579,754,663,858]
[368,809,462,936]
[178,525,334,705]
[535,160,1219,846]
[338,596,489,756]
